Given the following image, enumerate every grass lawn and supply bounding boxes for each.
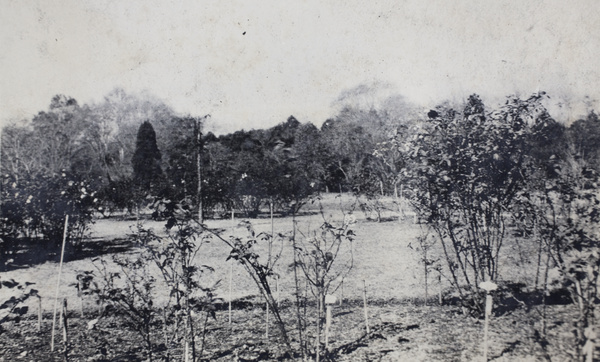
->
[1,193,432,311]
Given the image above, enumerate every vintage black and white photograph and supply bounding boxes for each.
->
[1,1,600,360]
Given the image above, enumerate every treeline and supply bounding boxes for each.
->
[1,89,600,247]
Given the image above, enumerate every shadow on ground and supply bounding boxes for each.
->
[0,237,135,272]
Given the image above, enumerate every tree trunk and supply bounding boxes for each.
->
[196,119,203,224]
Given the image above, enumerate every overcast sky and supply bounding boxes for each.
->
[2,0,599,133]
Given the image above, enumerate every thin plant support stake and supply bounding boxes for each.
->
[228,260,233,329]
[51,215,69,352]
[438,270,443,305]
[62,298,68,343]
[62,298,68,360]
[265,296,269,340]
[78,279,84,318]
[37,295,42,332]
[363,280,370,334]
[276,275,280,306]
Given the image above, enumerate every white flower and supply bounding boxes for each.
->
[26,195,33,204]
[479,281,498,292]
[344,214,357,226]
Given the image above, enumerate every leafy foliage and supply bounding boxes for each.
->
[522,159,600,360]
[0,279,37,332]
[89,256,157,360]
[1,171,96,258]
[403,93,553,312]
[86,199,219,360]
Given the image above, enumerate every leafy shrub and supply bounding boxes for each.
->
[85,198,220,360]
[1,172,96,255]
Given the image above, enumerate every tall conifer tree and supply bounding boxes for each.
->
[132,121,162,192]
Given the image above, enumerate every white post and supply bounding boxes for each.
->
[479,281,497,362]
[51,215,69,352]
[324,294,337,352]
[325,304,332,350]
[483,294,492,361]
[184,340,190,362]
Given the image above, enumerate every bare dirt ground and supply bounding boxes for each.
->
[0,194,585,361]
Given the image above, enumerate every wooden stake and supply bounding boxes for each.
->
[424,248,429,306]
[62,298,68,360]
[163,308,168,348]
[325,304,332,351]
[228,261,233,329]
[37,295,42,333]
[269,200,274,266]
[362,280,370,334]
[196,117,203,224]
[62,299,68,343]
[276,275,280,307]
[59,304,63,334]
[438,270,443,305]
[316,296,321,362]
[185,340,190,362]
[324,295,337,352]
[51,215,69,352]
[483,294,492,361]
[399,183,404,220]
[339,280,344,306]
[265,298,269,340]
[78,279,84,318]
